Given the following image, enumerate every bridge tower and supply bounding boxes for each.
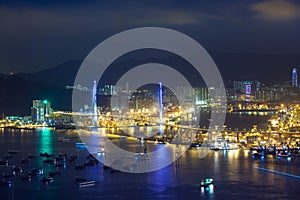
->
[92,80,98,126]
[158,82,163,135]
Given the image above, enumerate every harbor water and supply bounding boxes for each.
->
[0,113,299,200]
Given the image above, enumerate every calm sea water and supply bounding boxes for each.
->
[0,114,299,200]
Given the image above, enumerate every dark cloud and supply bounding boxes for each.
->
[251,0,300,21]
[0,0,300,73]
[0,0,96,8]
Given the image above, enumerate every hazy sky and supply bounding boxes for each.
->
[1,0,300,73]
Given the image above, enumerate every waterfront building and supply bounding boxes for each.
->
[31,100,52,123]
[5,116,22,121]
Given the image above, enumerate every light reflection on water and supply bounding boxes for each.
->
[38,127,54,155]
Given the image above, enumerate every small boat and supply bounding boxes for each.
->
[252,150,265,158]
[156,138,166,144]
[97,147,106,155]
[8,149,19,154]
[28,154,37,159]
[277,150,292,158]
[29,168,43,176]
[41,177,54,184]
[0,159,8,166]
[249,146,259,151]
[97,151,106,156]
[119,136,127,140]
[76,143,88,149]
[12,166,23,173]
[76,142,86,148]
[200,178,214,187]
[190,142,201,148]
[79,180,96,188]
[265,146,276,155]
[43,159,55,164]
[210,147,219,151]
[49,171,60,176]
[40,152,52,158]
[58,137,70,142]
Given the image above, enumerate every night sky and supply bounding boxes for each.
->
[1,0,300,74]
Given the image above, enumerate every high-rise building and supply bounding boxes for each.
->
[99,85,116,95]
[233,81,260,101]
[194,87,209,106]
[31,100,52,122]
[292,68,298,87]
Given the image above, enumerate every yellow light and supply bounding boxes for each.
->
[270,119,278,127]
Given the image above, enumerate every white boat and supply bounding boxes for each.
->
[79,181,96,188]
[97,147,106,155]
[119,136,127,140]
[200,178,214,187]
[58,137,70,142]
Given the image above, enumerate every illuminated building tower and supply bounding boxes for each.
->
[92,80,98,126]
[292,68,298,87]
[31,100,52,122]
[233,81,260,101]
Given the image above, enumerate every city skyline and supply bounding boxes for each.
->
[1,66,300,116]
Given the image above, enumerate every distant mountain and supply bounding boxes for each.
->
[16,60,82,88]
[14,52,300,88]
[0,75,72,116]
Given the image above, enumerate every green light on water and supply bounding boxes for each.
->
[39,127,53,154]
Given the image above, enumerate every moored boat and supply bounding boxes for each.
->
[58,137,70,142]
[277,150,294,159]
[79,180,96,188]
[190,141,201,148]
[8,149,19,154]
[200,178,214,187]
[252,150,265,158]
[41,177,53,183]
